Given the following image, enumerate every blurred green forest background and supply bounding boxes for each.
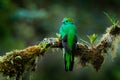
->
[1,0,120,80]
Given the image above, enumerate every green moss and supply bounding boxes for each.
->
[0,46,40,79]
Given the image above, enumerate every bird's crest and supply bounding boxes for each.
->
[62,17,73,23]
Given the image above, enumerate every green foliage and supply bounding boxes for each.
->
[87,34,98,45]
[80,38,90,46]
[104,12,119,25]
[39,39,47,50]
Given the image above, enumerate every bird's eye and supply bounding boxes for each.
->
[66,20,68,22]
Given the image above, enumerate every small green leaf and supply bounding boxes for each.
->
[40,42,47,50]
[103,12,119,25]
[39,38,48,50]
[80,38,90,46]
[87,34,98,45]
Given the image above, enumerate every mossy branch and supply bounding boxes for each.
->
[0,24,120,80]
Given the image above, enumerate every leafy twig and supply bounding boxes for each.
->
[0,23,120,79]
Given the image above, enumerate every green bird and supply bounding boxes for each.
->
[59,17,78,71]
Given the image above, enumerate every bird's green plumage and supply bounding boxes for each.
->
[59,17,77,71]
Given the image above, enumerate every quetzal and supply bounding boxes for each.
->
[59,17,78,71]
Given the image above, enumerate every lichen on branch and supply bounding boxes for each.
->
[0,24,120,80]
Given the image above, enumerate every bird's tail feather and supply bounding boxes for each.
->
[62,30,77,71]
[64,50,74,71]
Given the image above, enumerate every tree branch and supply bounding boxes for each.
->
[0,24,120,79]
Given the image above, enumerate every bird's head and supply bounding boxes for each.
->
[62,17,73,24]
